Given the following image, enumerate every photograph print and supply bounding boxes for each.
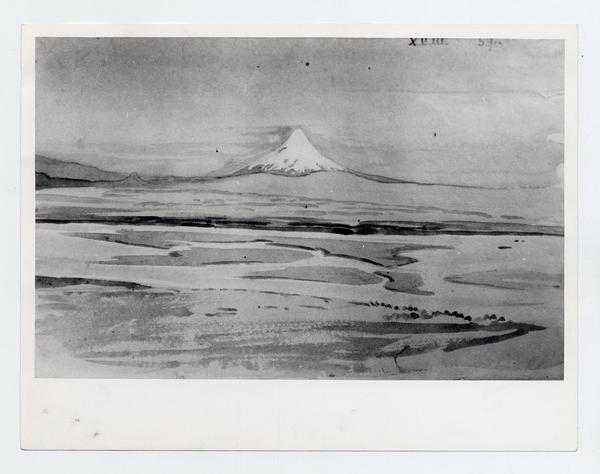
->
[34,37,565,380]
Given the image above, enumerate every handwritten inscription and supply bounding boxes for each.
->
[478,39,503,51]
[408,38,447,46]
[407,38,504,51]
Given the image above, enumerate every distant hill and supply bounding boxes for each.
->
[104,172,147,187]
[36,170,148,190]
[36,155,125,182]
[35,155,152,190]
[35,172,94,190]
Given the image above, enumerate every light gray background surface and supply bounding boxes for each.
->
[2,0,599,472]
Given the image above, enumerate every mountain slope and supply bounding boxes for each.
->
[36,155,125,182]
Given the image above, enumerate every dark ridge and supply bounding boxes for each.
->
[36,214,564,237]
[35,275,151,290]
[36,172,94,190]
[35,155,125,182]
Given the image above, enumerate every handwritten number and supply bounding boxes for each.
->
[409,38,446,47]
[478,39,502,51]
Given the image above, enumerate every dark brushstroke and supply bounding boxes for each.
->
[374,271,435,295]
[36,172,94,190]
[37,273,549,377]
[257,290,303,297]
[445,270,563,291]
[243,266,382,286]
[348,301,372,307]
[442,328,528,352]
[72,319,546,372]
[36,214,564,237]
[85,359,182,369]
[205,312,236,317]
[394,342,440,362]
[35,275,151,290]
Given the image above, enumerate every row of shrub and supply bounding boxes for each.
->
[369,300,506,323]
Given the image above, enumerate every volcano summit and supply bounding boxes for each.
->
[233,128,345,177]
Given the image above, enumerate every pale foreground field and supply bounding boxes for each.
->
[35,222,563,379]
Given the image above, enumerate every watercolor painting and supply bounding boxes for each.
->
[34,37,564,379]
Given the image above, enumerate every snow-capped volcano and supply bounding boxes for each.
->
[236,128,345,177]
[220,127,470,188]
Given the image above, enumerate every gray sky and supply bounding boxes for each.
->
[36,37,564,186]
